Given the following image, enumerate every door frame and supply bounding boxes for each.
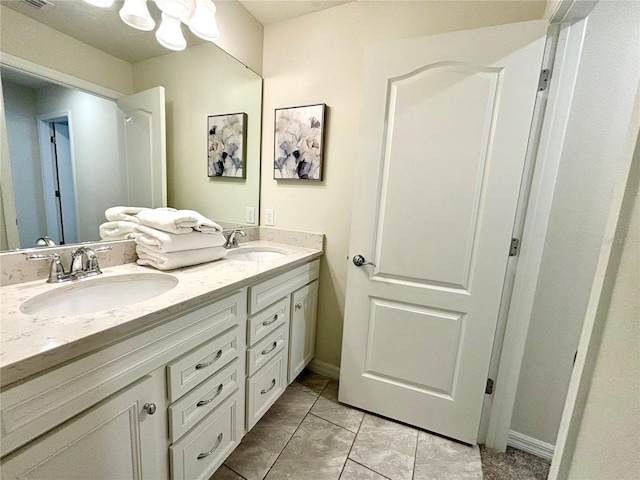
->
[37,112,79,244]
[482,0,597,451]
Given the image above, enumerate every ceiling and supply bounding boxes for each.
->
[238,0,352,26]
[0,0,353,64]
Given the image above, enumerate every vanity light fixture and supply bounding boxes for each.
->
[82,0,220,51]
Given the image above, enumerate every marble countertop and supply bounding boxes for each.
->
[0,241,323,387]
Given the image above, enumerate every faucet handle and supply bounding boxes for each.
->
[25,253,70,283]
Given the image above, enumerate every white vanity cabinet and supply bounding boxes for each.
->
[1,369,169,480]
[245,260,320,430]
[0,254,322,479]
[289,280,319,383]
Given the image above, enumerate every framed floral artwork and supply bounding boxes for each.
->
[274,104,326,180]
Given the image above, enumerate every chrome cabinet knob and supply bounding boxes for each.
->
[143,403,156,414]
[352,255,376,268]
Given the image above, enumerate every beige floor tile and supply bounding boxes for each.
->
[413,432,482,480]
[340,459,389,479]
[290,369,330,396]
[224,387,316,480]
[349,414,418,480]
[210,465,245,480]
[310,381,364,433]
[265,414,355,480]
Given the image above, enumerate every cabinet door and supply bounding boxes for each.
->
[288,280,319,383]
[1,374,167,480]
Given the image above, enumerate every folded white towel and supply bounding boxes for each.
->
[134,225,226,253]
[136,208,222,235]
[99,221,138,240]
[136,244,227,270]
[105,206,150,223]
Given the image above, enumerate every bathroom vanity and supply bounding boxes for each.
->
[0,234,323,479]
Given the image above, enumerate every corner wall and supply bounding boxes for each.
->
[260,1,546,370]
[510,0,640,446]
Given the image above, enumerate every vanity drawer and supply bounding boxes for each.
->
[167,326,241,403]
[248,297,289,346]
[246,349,287,430]
[247,325,287,377]
[170,390,243,480]
[168,359,241,443]
[248,260,319,314]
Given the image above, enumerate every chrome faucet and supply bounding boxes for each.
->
[71,246,112,278]
[223,230,246,249]
[25,245,112,283]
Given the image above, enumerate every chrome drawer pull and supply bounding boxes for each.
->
[261,342,278,355]
[196,384,224,407]
[195,349,222,369]
[262,314,279,326]
[261,379,276,395]
[197,433,223,460]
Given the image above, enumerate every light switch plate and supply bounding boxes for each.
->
[265,209,274,226]
[245,207,256,225]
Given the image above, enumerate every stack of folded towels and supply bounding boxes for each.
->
[99,206,228,270]
[99,206,145,240]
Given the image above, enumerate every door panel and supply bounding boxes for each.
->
[339,20,547,444]
[117,86,167,208]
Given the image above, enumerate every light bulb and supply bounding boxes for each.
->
[119,0,156,31]
[156,13,187,51]
[188,0,220,42]
[154,0,191,23]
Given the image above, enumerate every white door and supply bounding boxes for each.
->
[339,20,547,444]
[117,86,167,208]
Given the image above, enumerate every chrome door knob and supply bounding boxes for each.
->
[143,403,156,414]
[352,255,376,267]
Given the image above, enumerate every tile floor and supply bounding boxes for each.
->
[211,370,483,480]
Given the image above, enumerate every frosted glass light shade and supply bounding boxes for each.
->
[156,13,187,51]
[154,0,191,22]
[188,0,219,42]
[83,0,115,7]
[119,0,155,31]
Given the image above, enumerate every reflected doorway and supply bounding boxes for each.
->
[38,114,78,245]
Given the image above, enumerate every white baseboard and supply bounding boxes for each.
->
[507,430,555,461]
[307,358,340,380]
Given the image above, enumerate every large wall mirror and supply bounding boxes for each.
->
[0,1,262,251]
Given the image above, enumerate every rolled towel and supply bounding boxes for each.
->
[105,206,151,223]
[134,225,226,253]
[99,221,137,239]
[136,244,227,270]
[136,208,222,235]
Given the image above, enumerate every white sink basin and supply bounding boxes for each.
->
[20,273,179,316]
[226,248,287,262]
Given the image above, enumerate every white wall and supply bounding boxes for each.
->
[565,133,639,479]
[511,0,640,446]
[0,6,133,95]
[36,85,125,242]
[132,42,262,225]
[214,0,264,75]
[260,1,546,368]
[2,81,47,246]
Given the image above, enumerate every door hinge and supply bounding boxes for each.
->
[538,69,550,92]
[509,238,520,257]
[485,378,495,395]
[50,135,56,144]
[54,190,61,198]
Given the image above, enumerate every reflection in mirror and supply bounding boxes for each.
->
[1,67,165,250]
[0,6,262,252]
